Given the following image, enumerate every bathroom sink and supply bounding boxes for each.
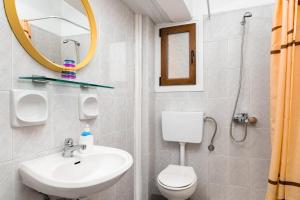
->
[19,146,133,198]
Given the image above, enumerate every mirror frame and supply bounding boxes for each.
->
[4,0,97,72]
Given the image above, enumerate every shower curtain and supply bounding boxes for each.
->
[266,0,300,199]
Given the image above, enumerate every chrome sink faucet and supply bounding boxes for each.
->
[62,138,86,158]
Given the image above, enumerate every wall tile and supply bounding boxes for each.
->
[225,185,250,200]
[208,184,226,200]
[205,97,233,128]
[228,157,249,187]
[244,35,271,69]
[249,96,270,129]
[248,5,274,38]
[208,155,228,184]
[250,188,267,200]
[13,124,54,159]
[0,92,12,162]
[204,40,228,69]
[186,148,208,183]
[249,158,270,190]
[191,183,208,200]
[206,68,239,98]
[155,150,173,177]
[204,10,243,41]
[98,97,128,134]
[51,95,80,147]
[0,0,12,91]
[227,37,242,68]
[248,128,271,159]
[250,63,270,103]
[0,162,13,200]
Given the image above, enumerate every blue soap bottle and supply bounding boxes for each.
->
[79,124,94,153]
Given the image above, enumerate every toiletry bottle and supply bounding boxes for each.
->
[79,124,94,153]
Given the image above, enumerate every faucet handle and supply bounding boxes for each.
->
[64,138,74,147]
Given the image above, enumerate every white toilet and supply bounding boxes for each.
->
[157,111,204,200]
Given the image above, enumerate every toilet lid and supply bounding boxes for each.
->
[158,165,196,188]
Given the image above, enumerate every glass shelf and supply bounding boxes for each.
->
[19,76,114,89]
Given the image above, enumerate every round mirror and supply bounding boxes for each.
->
[4,0,97,72]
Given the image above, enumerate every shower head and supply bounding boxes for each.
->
[241,11,253,25]
[243,12,253,18]
[63,39,80,46]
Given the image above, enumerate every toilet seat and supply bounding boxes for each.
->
[157,165,197,191]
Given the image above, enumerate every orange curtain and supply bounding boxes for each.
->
[266,0,300,199]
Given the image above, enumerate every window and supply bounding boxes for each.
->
[159,23,196,86]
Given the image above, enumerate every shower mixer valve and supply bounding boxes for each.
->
[233,113,257,124]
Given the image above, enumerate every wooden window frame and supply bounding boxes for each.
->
[160,23,196,86]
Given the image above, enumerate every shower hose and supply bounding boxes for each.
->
[230,16,248,143]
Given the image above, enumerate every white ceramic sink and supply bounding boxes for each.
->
[19,146,133,199]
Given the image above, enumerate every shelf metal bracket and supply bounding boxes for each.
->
[31,75,49,84]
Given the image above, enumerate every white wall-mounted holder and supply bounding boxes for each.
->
[79,94,99,120]
[10,89,48,127]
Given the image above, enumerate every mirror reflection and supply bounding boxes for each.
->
[15,0,91,65]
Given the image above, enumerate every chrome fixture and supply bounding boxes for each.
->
[240,12,253,25]
[205,116,218,152]
[206,0,211,19]
[233,113,257,124]
[63,39,80,46]
[233,113,249,124]
[62,138,86,158]
[63,39,81,64]
[230,12,257,143]
[25,16,90,31]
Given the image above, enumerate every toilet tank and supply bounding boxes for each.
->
[162,111,204,143]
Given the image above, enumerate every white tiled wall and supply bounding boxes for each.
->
[0,0,135,199]
[142,4,273,200]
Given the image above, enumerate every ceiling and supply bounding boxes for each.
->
[64,0,87,16]
[121,0,192,24]
[121,0,275,24]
